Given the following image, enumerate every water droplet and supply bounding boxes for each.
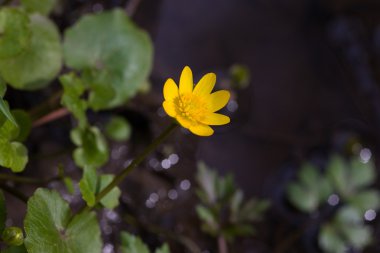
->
[145,199,155,208]
[180,179,191,191]
[327,194,339,206]
[360,148,372,163]
[169,153,179,165]
[364,209,376,221]
[227,100,238,112]
[103,244,114,253]
[149,192,159,203]
[161,159,171,169]
[168,189,178,200]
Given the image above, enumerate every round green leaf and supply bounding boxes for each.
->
[0,8,31,59]
[71,126,109,168]
[0,14,62,90]
[24,188,102,253]
[105,116,131,141]
[63,8,153,109]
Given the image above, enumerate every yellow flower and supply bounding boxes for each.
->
[162,66,230,136]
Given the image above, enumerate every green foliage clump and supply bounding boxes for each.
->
[196,162,269,241]
[120,232,170,253]
[286,154,380,253]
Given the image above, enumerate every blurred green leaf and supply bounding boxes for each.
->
[222,224,254,241]
[24,188,102,253]
[63,8,153,109]
[105,116,132,142]
[349,158,376,190]
[196,162,217,204]
[60,73,88,129]
[63,177,75,195]
[21,0,57,15]
[120,232,149,253]
[229,64,250,89]
[71,126,109,168]
[347,190,380,215]
[0,8,31,59]
[319,224,347,253]
[155,244,170,253]
[286,163,332,212]
[238,198,270,222]
[98,174,121,209]
[196,205,218,235]
[0,14,62,90]
[327,155,348,196]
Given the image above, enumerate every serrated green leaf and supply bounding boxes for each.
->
[0,14,62,90]
[63,8,153,109]
[105,116,131,142]
[21,0,57,15]
[60,73,88,128]
[71,126,108,168]
[120,232,149,253]
[0,190,6,234]
[0,8,31,59]
[155,244,170,253]
[24,188,102,253]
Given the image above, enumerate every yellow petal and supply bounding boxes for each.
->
[208,90,230,112]
[176,115,192,129]
[193,73,216,96]
[163,78,178,101]
[163,101,176,117]
[179,66,193,94]
[189,124,214,136]
[200,113,230,126]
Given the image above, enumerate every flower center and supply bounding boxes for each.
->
[175,93,208,123]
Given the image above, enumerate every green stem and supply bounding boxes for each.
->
[81,122,178,213]
[0,173,60,185]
